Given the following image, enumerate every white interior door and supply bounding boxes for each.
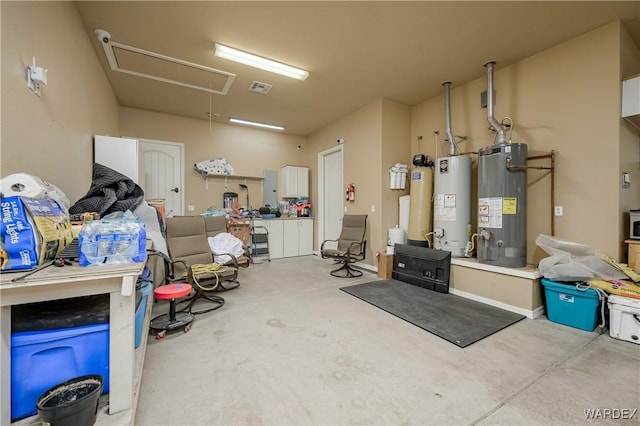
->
[318,146,343,250]
[138,139,184,217]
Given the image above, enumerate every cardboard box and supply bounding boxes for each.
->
[146,198,166,228]
[229,222,250,245]
[0,196,73,270]
[378,253,394,279]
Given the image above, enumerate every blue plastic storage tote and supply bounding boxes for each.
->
[541,278,600,331]
[11,323,109,421]
[135,281,152,348]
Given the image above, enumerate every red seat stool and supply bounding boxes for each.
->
[150,283,195,340]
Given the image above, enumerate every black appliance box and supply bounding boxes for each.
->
[392,244,451,293]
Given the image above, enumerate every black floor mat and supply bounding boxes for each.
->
[340,279,525,348]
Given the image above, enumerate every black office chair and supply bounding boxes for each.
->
[320,215,367,277]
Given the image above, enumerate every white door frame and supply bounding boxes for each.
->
[136,137,185,217]
[317,145,343,253]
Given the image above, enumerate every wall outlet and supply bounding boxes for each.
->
[187,205,195,212]
[554,206,563,216]
[371,205,375,212]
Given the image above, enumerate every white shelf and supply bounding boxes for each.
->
[208,174,264,180]
[195,171,265,189]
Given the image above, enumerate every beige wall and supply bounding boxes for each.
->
[381,99,411,240]
[411,21,639,263]
[307,99,411,266]
[308,100,382,263]
[119,107,307,214]
[1,1,120,203]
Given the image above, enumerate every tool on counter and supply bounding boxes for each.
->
[54,258,72,267]
[11,257,72,282]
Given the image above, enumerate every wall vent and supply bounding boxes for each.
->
[249,81,273,94]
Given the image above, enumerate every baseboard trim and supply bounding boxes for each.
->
[449,287,544,319]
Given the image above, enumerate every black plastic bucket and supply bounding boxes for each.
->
[36,375,103,426]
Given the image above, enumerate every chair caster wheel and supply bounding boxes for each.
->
[156,331,166,340]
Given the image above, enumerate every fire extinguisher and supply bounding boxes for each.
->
[346,184,355,203]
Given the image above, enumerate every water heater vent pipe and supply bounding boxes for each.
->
[442,81,456,156]
[484,61,507,144]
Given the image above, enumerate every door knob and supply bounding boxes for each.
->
[170,187,179,193]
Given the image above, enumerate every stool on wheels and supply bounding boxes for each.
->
[150,283,195,340]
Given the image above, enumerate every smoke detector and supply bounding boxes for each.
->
[249,81,272,94]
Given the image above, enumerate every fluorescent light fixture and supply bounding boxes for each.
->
[214,43,309,81]
[229,117,285,131]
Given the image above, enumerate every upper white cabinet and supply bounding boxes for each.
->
[622,76,640,128]
[94,135,139,182]
[281,166,309,198]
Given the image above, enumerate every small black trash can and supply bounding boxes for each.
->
[36,375,103,426]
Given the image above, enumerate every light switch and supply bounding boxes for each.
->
[188,205,195,212]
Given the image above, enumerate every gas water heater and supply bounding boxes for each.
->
[433,81,472,257]
[477,143,527,267]
[434,156,472,256]
[477,62,527,267]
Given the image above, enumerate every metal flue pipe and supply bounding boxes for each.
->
[442,81,456,155]
[484,61,507,144]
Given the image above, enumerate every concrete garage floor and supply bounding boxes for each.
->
[136,256,640,425]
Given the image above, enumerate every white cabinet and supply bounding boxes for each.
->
[283,219,313,257]
[281,166,309,198]
[298,219,313,255]
[622,76,640,127]
[252,219,284,259]
[94,135,139,182]
[252,218,313,258]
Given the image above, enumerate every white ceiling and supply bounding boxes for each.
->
[76,1,640,136]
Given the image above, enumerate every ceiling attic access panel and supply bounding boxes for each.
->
[96,30,235,95]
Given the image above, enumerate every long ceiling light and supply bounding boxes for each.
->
[214,43,309,81]
[229,117,285,131]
